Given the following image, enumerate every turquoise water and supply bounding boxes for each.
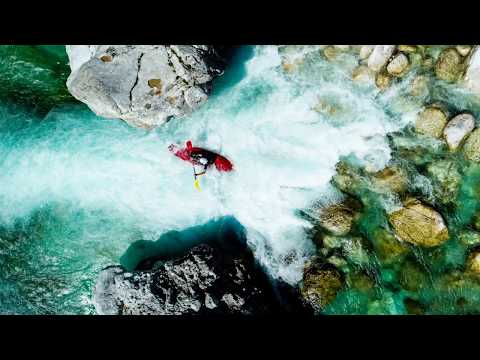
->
[2,45,476,314]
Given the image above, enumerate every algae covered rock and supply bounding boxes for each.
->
[443,113,475,151]
[426,159,462,204]
[371,165,408,194]
[317,200,360,236]
[389,199,449,247]
[463,128,480,161]
[375,72,391,90]
[300,259,343,313]
[435,48,464,82]
[372,228,410,266]
[466,250,480,274]
[415,106,448,138]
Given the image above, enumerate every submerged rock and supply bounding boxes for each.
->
[443,113,475,151]
[389,199,449,247]
[463,128,480,161]
[466,249,480,274]
[375,72,391,90]
[93,244,278,315]
[300,259,343,314]
[371,165,408,194]
[426,159,462,204]
[367,45,396,72]
[66,45,228,129]
[372,228,410,266]
[435,48,464,82]
[352,65,375,83]
[415,106,448,138]
[359,45,374,60]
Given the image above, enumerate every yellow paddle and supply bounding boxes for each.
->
[194,177,201,191]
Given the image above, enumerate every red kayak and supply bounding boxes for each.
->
[169,140,233,172]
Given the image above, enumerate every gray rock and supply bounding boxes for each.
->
[66,45,227,129]
[464,46,480,95]
[93,244,278,315]
[367,45,396,72]
[443,113,475,151]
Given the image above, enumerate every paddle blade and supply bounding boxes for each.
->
[194,178,201,191]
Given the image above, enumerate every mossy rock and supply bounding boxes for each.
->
[398,260,430,292]
[415,106,448,138]
[389,199,449,247]
[435,48,464,82]
[463,128,480,162]
[300,259,344,314]
[372,228,410,266]
[426,159,462,205]
[371,165,408,194]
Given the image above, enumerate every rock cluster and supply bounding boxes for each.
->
[94,244,279,315]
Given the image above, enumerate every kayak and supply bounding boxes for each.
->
[168,141,234,172]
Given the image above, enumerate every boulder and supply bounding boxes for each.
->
[435,48,464,82]
[367,45,396,72]
[300,259,343,313]
[93,244,278,315]
[426,159,462,205]
[66,45,228,129]
[410,75,429,97]
[386,53,409,77]
[464,46,480,95]
[388,199,449,247]
[463,128,480,161]
[443,113,475,151]
[317,200,360,236]
[466,250,480,274]
[352,65,375,83]
[375,72,391,90]
[414,106,448,138]
[398,45,417,53]
[456,45,472,57]
[359,45,374,60]
[371,165,408,194]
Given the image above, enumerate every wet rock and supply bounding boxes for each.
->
[464,46,480,95]
[331,160,366,196]
[404,298,425,315]
[398,260,429,292]
[456,45,472,57]
[414,106,448,138]
[435,48,464,82]
[317,200,360,236]
[322,235,369,266]
[300,259,343,314]
[367,45,396,72]
[311,97,340,115]
[426,159,462,205]
[371,165,408,194]
[359,45,374,60]
[375,72,391,90]
[66,45,228,129]
[323,46,338,61]
[352,65,375,83]
[443,113,475,151]
[410,75,429,97]
[459,231,480,247]
[389,198,449,247]
[93,244,278,315]
[398,45,417,53]
[334,45,350,51]
[372,228,410,266]
[387,53,409,77]
[466,249,480,274]
[463,128,480,161]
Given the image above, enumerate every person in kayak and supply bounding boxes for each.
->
[169,140,233,189]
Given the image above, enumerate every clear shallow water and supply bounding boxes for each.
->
[0,45,446,314]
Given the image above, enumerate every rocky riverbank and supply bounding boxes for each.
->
[287,45,480,314]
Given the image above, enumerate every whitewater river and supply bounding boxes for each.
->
[0,45,435,314]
